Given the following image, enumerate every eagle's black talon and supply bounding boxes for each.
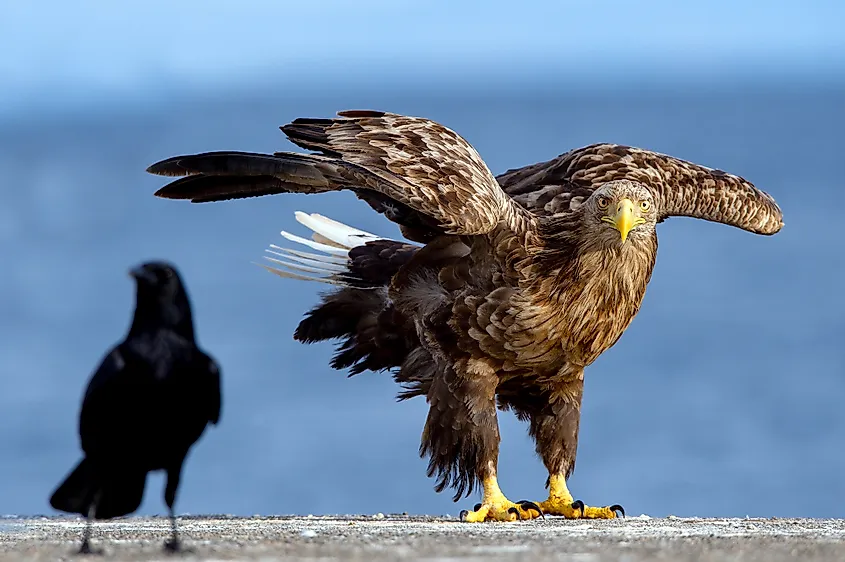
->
[459,509,470,522]
[571,500,585,517]
[473,503,482,512]
[518,500,545,519]
[609,504,625,518]
[507,506,524,520]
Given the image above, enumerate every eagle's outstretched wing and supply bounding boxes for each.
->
[149,110,530,238]
[497,143,783,235]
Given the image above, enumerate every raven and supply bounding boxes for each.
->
[49,261,222,553]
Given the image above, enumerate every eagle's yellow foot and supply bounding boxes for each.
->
[538,497,624,519]
[538,474,625,519]
[458,473,544,522]
[460,498,543,522]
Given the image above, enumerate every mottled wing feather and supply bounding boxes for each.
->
[497,143,783,235]
[150,112,529,238]
[280,110,527,236]
[349,189,445,243]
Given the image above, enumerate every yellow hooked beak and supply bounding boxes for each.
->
[602,199,645,243]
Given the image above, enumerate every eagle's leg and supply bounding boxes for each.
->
[529,374,625,519]
[421,358,541,522]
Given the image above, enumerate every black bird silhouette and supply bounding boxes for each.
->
[49,261,222,554]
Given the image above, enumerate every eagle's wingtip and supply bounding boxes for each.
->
[152,185,185,200]
[146,159,174,176]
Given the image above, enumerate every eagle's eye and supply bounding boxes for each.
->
[597,196,610,210]
[640,200,651,211]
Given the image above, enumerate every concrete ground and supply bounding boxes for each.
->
[2,515,845,561]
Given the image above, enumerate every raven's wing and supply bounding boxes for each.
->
[195,351,222,426]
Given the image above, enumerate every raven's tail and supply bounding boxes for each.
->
[50,457,146,520]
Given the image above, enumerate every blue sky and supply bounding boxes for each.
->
[2,1,845,520]
[2,0,844,115]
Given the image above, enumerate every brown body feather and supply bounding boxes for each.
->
[149,110,783,501]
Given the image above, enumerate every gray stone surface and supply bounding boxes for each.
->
[2,515,845,561]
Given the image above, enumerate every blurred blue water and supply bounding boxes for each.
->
[1,81,843,519]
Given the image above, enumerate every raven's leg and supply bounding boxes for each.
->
[528,373,624,519]
[162,458,189,553]
[420,358,542,522]
[78,496,103,555]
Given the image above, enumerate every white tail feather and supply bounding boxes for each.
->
[312,232,348,249]
[271,246,348,265]
[279,231,349,256]
[258,263,349,285]
[264,256,340,276]
[294,211,384,248]
[265,249,348,272]
[260,211,398,287]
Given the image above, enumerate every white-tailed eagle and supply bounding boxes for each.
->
[148,110,782,521]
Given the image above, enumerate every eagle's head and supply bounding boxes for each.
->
[582,180,657,247]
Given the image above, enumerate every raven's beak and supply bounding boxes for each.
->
[129,265,156,284]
